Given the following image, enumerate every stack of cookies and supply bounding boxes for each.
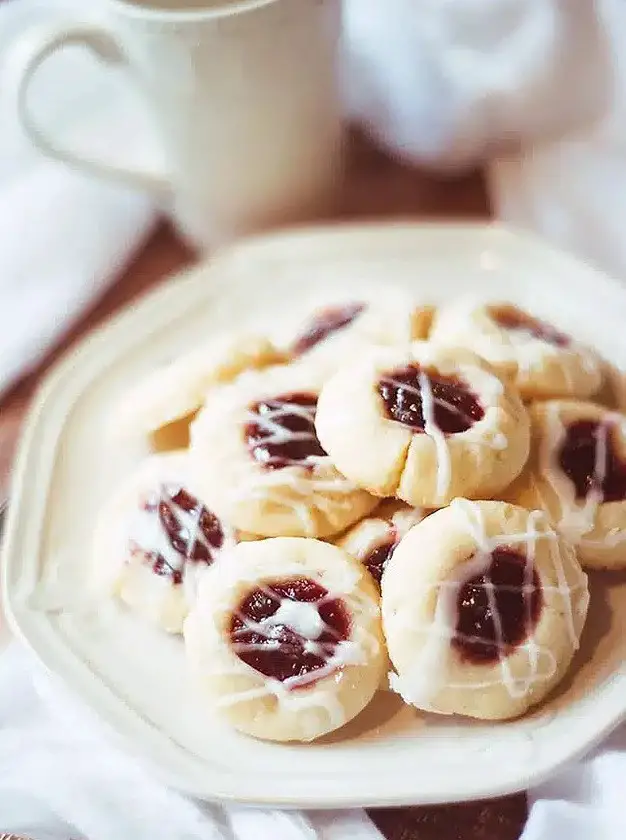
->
[96,292,624,741]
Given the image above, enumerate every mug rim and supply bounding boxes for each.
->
[107,0,280,22]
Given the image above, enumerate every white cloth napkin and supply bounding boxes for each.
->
[488,0,626,282]
[0,0,158,397]
[345,0,626,285]
[0,164,156,396]
[0,644,382,840]
[342,0,611,173]
[521,729,626,840]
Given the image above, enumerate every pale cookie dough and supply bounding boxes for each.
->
[382,499,589,720]
[505,400,626,569]
[286,291,434,374]
[338,500,427,590]
[93,451,240,634]
[184,537,385,742]
[189,363,378,537]
[315,343,530,508]
[110,332,284,438]
[597,361,626,413]
[430,300,603,401]
[338,500,427,691]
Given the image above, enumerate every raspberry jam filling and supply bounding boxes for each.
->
[378,364,484,434]
[131,486,224,585]
[246,392,327,470]
[452,547,541,664]
[363,537,397,589]
[230,578,351,686]
[489,304,569,348]
[558,419,626,503]
[292,302,366,355]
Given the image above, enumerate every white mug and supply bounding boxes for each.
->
[11,0,344,249]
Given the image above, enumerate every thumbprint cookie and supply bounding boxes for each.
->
[506,400,626,569]
[93,451,241,633]
[189,363,378,538]
[382,499,589,720]
[286,293,434,373]
[430,301,603,401]
[598,361,626,413]
[315,343,529,508]
[110,332,283,438]
[184,537,385,742]
[338,500,427,690]
[338,500,428,591]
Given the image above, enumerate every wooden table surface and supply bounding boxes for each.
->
[0,134,527,839]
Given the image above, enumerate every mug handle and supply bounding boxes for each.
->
[11,22,170,196]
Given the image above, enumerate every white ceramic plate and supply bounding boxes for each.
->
[4,222,626,808]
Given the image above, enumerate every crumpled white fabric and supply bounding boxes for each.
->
[489,0,626,281]
[345,0,626,284]
[0,0,158,397]
[0,644,381,840]
[343,0,612,172]
[521,726,626,840]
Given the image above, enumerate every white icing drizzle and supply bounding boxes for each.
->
[128,483,230,604]
[227,583,358,693]
[257,598,326,641]
[379,363,503,504]
[538,404,626,550]
[233,466,360,536]
[390,499,586,708]
[204,564,381,729]
[418,369,450,502]
[245,399,319,468]
[228,395,361,536]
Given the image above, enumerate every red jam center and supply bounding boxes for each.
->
[246,392,327,470]
[558,419,626,503]
[489,304,569,348]
[363,537,397,590]
[378,365,484,434]
[133,486,224,585]
[229,578,351,686]
[452,547,542,664]
[292,302,366,355]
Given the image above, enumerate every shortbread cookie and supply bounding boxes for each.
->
[597,361,626,412]
[110,332,283,438]
[189,363,377,537]
[430,301,603,401]
[506,400,626,569]
[93,451,240,633]
[339,500,426,691]
[286,292,434,372]
[315,343,530,508]
[338,500,427,590]
[382,499,589,720]
[184,537,385,742]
